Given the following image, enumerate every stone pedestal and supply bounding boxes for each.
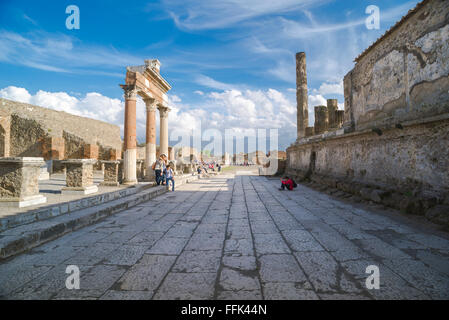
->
[61,159,98,195]
[38,163,50,181]
[0,157,47,208]
[100,161,120,187]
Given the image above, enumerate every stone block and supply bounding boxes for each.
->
[100,160,120,187]
[0,157,47,208]
[61,159,98,195]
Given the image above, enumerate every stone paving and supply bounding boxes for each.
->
[1,172,449,300]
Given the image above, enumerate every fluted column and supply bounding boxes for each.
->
[144,98,157,180]
[158,104,170,157]
[121,85,138,185]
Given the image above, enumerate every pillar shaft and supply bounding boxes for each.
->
[296,52,309,140]
[122,85,138,185]
[144,98,157,179]
[158,105,170,157]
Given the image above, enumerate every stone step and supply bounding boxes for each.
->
[0,182,156,233]
[0,174,200,261]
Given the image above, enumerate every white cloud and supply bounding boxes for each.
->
[165,0,331,30]
[0,30,141,75]
[194,90,204,95]
[0,85,123,127]
[0,86,32,103]
[194,74,235,91]
[316,81,344,95]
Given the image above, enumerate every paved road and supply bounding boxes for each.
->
[1,173,449,300]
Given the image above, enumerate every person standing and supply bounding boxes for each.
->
[153,155,164,185]
[165,163,175,191]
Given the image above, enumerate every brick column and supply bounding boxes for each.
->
[0,157,47,208]
[296,52,309,140]
[158,104,170,157]
[61,159,98,195]
[144,97,157,180]
[121,85,138,185]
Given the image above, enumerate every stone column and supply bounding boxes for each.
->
[0,157,47,208]
[336,110,345,129]
[327,99,338,129]
[314,106,329,135]
[121,85,138,185]
[158,104,170,157]
[144,98,157,180]
[296,52,309,140]
[100,160,121,186]
[61,159,98,195]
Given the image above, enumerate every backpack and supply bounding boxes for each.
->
[292,179,297,188]
[152,162,156,170]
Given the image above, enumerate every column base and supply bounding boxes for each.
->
[61,185,98,195]
[122,180,138,186]
[100,181,120,187]
[0,195,47,208]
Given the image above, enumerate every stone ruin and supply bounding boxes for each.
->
[286,0,449,226]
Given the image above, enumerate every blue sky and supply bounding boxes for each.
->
[0,0,420,152]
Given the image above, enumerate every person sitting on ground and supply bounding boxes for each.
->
[279,176,294,191]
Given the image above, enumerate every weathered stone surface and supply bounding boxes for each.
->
[0,157,46,205]
[153,273,216,300]
[117,254,176,291]
[1,174,449,300]
[425,205,449,226]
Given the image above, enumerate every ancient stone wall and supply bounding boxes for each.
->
[287,0,449,222]
[287,118,449,213]
[344,0,449,132]
[0,98,122,159]
[9,114,47,157]
[0,114,10,157]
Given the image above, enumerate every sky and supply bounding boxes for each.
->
[0,0,420,153]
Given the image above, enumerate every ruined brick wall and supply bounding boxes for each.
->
[344,0,449,132]
[0,98,122,158]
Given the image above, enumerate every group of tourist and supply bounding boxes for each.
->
[151,154,175,191]
[195,161,221,175]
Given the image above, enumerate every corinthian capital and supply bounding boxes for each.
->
[122,85,138,101]
[143,97,157,112]
[157,104,171,118]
